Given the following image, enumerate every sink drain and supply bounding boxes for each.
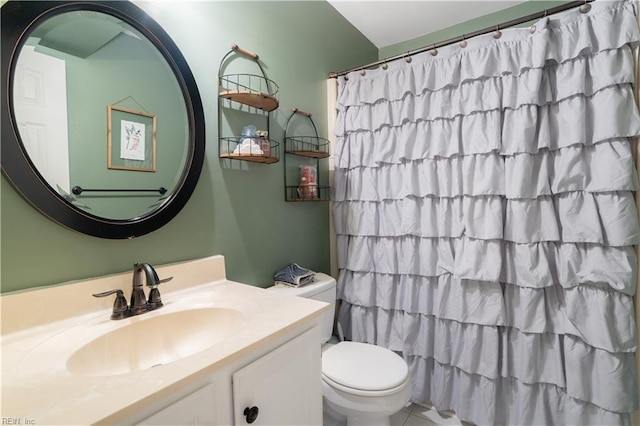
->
[151,363,163,368]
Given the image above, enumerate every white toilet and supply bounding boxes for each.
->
[269,273,411,426]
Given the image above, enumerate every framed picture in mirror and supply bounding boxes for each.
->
[107,105,156,172]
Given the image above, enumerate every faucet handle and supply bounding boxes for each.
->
[93,289,129,320]
[147,276,173,310]
[158,276,173,285]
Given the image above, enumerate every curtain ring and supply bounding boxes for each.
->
[381,63,388,70]
[459,35,468,48]
[430,44,438,56]
[531,9,547,34]
[580,1,591,13]
[360,70,366,76]
[493,25,502,39]
[405,53,412,63]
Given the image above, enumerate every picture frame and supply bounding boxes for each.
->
[107,105,156,172]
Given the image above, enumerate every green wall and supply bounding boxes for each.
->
[379,1,568,59]
[0,1,377,293]
[64,32,187,218]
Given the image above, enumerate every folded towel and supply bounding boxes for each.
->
[274,263,315,287]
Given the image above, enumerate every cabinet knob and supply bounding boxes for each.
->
[243,406,259,424]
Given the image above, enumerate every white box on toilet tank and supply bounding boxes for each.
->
[268,273,336,343]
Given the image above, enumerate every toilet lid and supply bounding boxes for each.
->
[322,341,408,391]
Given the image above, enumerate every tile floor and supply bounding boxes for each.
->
[324,402,470,426]
[390,403,469,426]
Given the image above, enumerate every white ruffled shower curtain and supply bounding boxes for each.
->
[333,1,640,424]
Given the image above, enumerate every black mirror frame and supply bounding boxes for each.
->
[1,1,205,239]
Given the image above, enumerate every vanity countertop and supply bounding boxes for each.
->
[0,256,328,425]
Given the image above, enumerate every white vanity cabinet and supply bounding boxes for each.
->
[139,382,218,425]
[232,325,322,425]
[137,326,322,426]
[1,257,328,425]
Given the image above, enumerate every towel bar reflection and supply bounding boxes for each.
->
[72,186,167,195]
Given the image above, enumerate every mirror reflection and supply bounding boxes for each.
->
[13,10,189,220]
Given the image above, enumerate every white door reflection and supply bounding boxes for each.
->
[14,45,70,194]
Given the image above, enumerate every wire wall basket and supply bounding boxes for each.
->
[284,135,330,158]
[219,73,279,112]
[219,136,280,164]
[283,108,331,202]
[218,43,280,164]
[284,184,331,202]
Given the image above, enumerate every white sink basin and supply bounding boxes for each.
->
[66,307,243,377]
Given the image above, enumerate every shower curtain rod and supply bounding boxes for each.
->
[329,0,594,78]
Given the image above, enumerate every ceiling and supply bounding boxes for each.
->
[327,1,527,48]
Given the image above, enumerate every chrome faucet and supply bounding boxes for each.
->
[93,263,173,320]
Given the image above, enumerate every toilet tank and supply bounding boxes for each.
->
[267,273,336,344]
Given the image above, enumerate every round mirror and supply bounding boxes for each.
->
[1,1,205,239]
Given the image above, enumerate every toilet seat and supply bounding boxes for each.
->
[322,372,410,397]
[322,341,409,397]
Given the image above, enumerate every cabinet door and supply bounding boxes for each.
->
[138,382,216,425]
[233,327,322,425]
